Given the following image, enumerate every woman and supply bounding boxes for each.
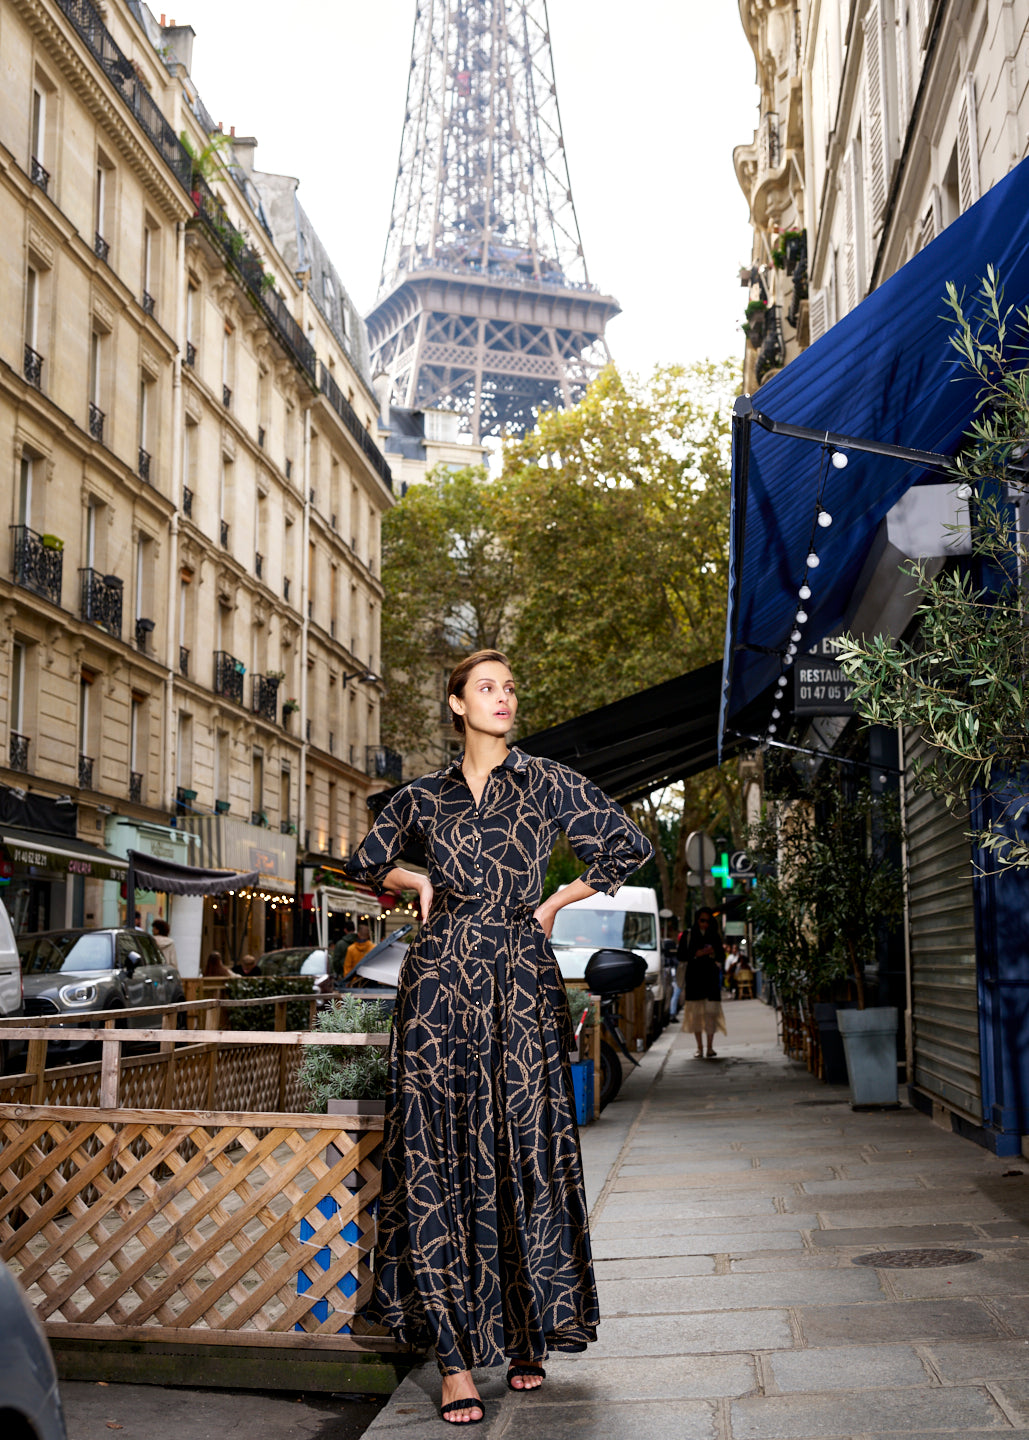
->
[677,908,726,1058]
[347,650,652,1424]
[202,950,237,978]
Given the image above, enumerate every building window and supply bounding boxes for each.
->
[251,749,264,824]
[79,670,97,788]
[138,374,153,481]
[176,712,193,792]
[88,329,105,439]
[17,455,34,529]
[9,641,29,773]
[94,152,113,260]
[185,282,198,365]
[214,729,229,807]
[141,220,157,315]
[222,322,234,407]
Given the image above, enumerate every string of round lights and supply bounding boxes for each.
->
[763,441,848,745]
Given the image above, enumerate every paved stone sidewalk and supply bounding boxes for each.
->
[365,999,1029,1438]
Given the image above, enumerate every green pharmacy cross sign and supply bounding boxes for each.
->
[711,852,733,890]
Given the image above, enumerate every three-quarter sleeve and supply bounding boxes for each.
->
[545,762,653,896]
[345,784,420,887]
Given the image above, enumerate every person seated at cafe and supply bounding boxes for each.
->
[237,953,260,976]
[203,950,238,978]
[342,922,374,977]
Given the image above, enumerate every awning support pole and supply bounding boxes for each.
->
[749,404,951,471]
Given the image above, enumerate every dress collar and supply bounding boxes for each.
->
[444,745,531,779]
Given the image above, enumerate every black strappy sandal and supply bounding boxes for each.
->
[506,1361,546,1391]
[440,1398,484,1424]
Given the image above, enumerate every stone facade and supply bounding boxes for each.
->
[0,0,393,948]
[735,0,1029,381]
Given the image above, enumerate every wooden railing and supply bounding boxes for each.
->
[0,1000,401,1380]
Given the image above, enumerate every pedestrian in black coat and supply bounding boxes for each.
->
[676,908,727,1058]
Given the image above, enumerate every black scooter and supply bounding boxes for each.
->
[583,947,648,1111]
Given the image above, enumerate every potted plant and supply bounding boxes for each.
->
[298,991,393,1118]
[282,696,299,718]
[40,534,63,551]
[749,767,904,1103]
[743,299,767,350]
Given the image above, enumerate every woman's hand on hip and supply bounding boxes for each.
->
[533,902,555,939]
[414,875,434,922]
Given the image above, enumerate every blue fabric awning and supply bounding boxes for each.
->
[719,156,1029,749]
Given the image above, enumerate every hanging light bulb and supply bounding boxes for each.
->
[779,674,787,685]
[956,482,973,501]
[796,609,808,624]
[787,644,797,656]
[784,654,794,666]
[807,551,820,568]
[771,707,781,719]
[799,584,811,600]
[767,723,777,734]
[830,450,848,469]
[817,508,833,527]
[791,628,802,642]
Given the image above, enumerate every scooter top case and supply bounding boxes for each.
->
[584,947,648,997]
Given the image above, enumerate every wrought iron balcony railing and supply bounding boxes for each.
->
[78,754,94,790]
[9,733,30,773]
[11,526,62,605]
[214,650,245,705]
[251,674,279,723]
[135,616,155,652]
[24,344,43,388]
[30,156,49,193]
[129,770,143,803]
[52,0,194,196]
[316,361,393,491]
[179,645,190,677]
[142,290,155,317]
[185,341,196,367]
[138,447,151,482]
[367,746,403,784]
[94,231,109,262]
[222,383,232,408]
[182,486,193,518]
[80,567,123,637]
[88,402,104,441]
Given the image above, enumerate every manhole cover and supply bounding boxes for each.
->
[852,1248,982,1268]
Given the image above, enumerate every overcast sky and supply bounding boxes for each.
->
[186,2,758,379]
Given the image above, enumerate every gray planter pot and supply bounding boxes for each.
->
[326,1098,387,1118]
[836,1006,899,1107]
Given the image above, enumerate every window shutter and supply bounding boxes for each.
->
[957,74,980,213]
[919,185,941,250]
[864,0,890,230]
[841,149,857,314]
[809,289,827,343]
[914,0,930,49]
[896,4,911,128]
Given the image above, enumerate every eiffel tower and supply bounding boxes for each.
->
[366,0,619,443]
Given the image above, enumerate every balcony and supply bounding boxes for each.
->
[214,650,245,706]
[24,344,43,388]
[11,526,62,606]
[9,733,30,773]
[255,552,263,580]
[138,447,151,482]
[88,402,104,442]
[367,746,403,784]
[220,519,229,548]
[317,361,393,491]
[135,616,155,653]
[185,341,196,367]
[94,232,109,262]
[79,754,95,790]
[251,673,279,723]
[30,156,49,193]
[142,290,155,317]
[129,770,143,803]
[182,486,193,518]
[179,645,190,677]
[79,567,123,637]
[222,384,232,408]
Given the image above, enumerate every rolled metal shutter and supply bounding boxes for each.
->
[904,732,981,1118]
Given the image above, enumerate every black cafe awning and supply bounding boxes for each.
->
[126,849,260,896]
[517,660,745,802]
[1,826,127,880]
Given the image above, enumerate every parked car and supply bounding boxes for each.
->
[17,927,186,1056]
[550,885,666,1041]
[0,1257,67,1439]
[258,946,334,1001]
[0,897,24,1073]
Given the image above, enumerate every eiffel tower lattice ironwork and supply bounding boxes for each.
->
[366,0,619,443]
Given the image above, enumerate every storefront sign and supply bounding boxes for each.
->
[5,843,123,881]
[793,636,855,717]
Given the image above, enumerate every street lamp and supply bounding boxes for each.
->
[341,669,379,688]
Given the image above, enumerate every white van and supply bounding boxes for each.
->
[0,898,23,1072]
[550,885,665,1038]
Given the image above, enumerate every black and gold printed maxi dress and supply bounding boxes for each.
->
[346,746,653,1375]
